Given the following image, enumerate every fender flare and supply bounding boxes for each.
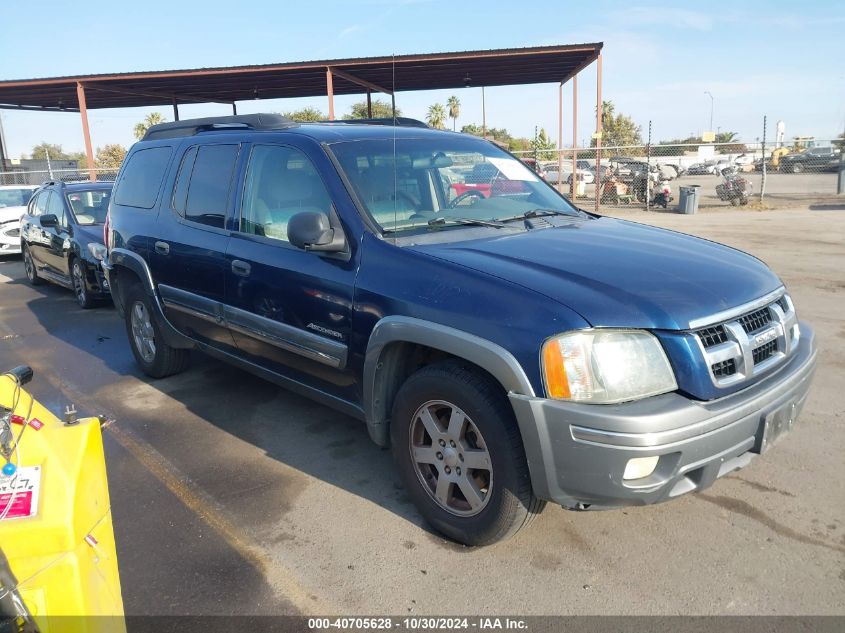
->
[363,315,535,446]
[108,248,194,349]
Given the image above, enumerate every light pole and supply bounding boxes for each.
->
[704,91,714,133]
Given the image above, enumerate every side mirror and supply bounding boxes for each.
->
[288,211,347,253]
[40,213,58,228]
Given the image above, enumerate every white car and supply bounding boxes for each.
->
[0,185,38,255]
[544,165,595,184]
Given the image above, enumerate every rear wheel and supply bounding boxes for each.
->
[71,258,97,309]
[22,244,43,286]
[124,284,189,378]
[391,361,544,546]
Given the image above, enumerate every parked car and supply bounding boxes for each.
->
[519,158,547,180]
[656,163,679,180]
[686,161,717,175]
[103,114,816,546]
[20,181,113,308]
[544,165,595,184]
[779,146,842,173]
[0,185,38,256]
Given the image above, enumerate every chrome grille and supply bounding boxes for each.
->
[692,291,799,387]
[739,307,773,333]
[711,359,737,377]
[752,339,778,365]
[698,325,728,348]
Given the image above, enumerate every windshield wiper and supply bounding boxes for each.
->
[427,216,507,229]
[495,208,576,223]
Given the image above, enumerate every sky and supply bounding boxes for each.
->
[1,0,843,158]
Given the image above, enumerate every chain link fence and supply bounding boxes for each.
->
[0,167,118,186]
[514,138,842,212]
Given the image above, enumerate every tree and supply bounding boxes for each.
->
[344,99,401,119]
[281,107,325,122]
[593,100,643,149]
[446,95,461,131]
[133,112,167,140]
[30,143,69,160]
[95,144,127,169]
[426,103,447,129]
[530,128,556,161]
[715,131,739,144]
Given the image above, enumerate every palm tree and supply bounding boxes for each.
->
[426,103,447,129]
[133,112,167,140]
[715,131,739,144]
[446,96,461,131]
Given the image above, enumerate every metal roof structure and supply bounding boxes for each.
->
[0,44,602,111]
[0,42,606,211]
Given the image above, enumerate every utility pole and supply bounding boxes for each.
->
[646,120,652,212]
[761,116,767,202]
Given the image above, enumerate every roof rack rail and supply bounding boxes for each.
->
[143,113,297,140]
[324,117,430,128]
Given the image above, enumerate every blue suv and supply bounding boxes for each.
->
[102,114,817,545]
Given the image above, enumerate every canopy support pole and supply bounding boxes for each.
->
[75,82,96,182]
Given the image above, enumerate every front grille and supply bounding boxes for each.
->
[711,359,737,377]
[752,340,778,365]
[739,307,773,334]
[697,325,728,348]
[693,292,798,387]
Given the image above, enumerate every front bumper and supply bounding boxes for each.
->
[509,322,817,508]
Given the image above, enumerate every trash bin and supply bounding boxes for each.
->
[677,185,701,214]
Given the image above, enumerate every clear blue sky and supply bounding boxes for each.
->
[1,0,842,157]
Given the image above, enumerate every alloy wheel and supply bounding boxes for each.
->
[130,301,156,363]
[72,261,86,306]
[409,400,493,517]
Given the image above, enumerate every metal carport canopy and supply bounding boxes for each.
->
[0,43,602,110]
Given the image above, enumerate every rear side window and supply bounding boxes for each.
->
[114,146,172,209]
[183,144,239,229]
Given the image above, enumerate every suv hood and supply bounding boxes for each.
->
[412,217,782,330]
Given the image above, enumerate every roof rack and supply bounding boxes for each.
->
[324,117,430,128]
[142,113,297,140]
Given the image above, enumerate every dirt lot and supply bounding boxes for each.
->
[0,206,843,616]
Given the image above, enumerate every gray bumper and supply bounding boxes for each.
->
[509,322,817,508]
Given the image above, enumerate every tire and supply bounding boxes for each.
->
[390,361,544,546]
[22,244,43,286]
[71,258,97,309]
[124,283,189,378]
[791,163,804,174]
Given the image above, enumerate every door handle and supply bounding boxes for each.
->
[231,260,251,277]
[154,241,170,255]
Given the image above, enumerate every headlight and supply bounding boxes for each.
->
[87,242,108,260]
[542,329,677,404]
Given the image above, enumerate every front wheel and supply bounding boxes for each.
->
[390,361,544,546]
[792,163,804,174]
[124,284,189,378]
[71,258,97,309]
[22,244,43,286]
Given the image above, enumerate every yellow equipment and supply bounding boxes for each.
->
[770,147,790,169]
[0,367,124,633]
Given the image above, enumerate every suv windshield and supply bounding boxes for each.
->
[0,188,35,208]
[329,136,581,234]
[67,189,111,225]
